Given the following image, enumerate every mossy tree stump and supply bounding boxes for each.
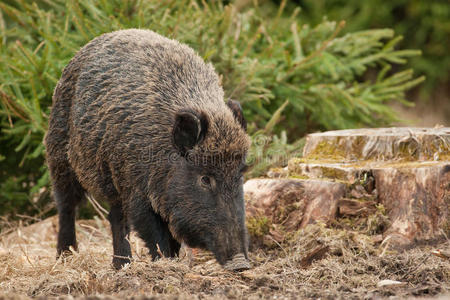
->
[245,127,450,248]
[303,127,449,161]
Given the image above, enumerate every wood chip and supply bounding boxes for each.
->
[377,279,407,287]
[431,249,450,260]
[300,245,330,268]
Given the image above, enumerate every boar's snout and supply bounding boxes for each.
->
[224,253,251,272]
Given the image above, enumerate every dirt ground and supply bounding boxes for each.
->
[0,216,449,300]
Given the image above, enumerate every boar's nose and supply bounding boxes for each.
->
[223,253,251,272]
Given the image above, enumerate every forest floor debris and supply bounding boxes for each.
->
[0,216,449,299]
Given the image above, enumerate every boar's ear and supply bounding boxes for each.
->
[173,110,208,155]
[227,99,247,131]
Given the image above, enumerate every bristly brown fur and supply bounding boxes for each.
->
[45,29,251,268]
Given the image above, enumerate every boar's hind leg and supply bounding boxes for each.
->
[108,203,132,269]
[53,172,85,257]
[130,204,180,259]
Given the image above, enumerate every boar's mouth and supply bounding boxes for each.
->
[223,253,251,272]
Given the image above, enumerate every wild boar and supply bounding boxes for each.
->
[44,29,251,271]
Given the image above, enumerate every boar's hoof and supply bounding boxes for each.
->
[224,253,251,272]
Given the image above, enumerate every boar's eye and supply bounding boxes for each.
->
[199,175,213,189]
[200,176,210,186]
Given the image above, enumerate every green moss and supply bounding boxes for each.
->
[305,140,347,161]
[269,167,286,174]
[443,192,450,236]
[392,136,450,161]
[375,204,387,215]
[319,166,348,180]
[397,140,420,161]
[247,216,271,238]
[304,134,450,163]
[382,161,442,169]
[431,139,450,161]
[366,212,390,235]
[443,219,450,237]
[289,157,306,165]
[333,203,389,234]
[289,174,310,180]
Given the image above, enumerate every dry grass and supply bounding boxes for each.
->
[0,216,449,299]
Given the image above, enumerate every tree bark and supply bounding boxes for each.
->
[245,127,450,248]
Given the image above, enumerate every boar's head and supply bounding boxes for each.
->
[164,100,251,271]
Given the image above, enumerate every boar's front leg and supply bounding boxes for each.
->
[108,203,132,269]
[129,200,180,259]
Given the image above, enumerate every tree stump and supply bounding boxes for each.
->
[245,127,450,248]
[245,179,345,233]
[303,127,450,161]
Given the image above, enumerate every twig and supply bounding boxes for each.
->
[273,269,302,277]
[16,229,36,269]
[86,194,108,222]
[50,255,63,273]
[78,223,110,241]
[400,255,429,280]
[379,235,392,257]
[267,235,294,269]
[156,243,164,258]
[15,214,42,223]
[0,90,29,122]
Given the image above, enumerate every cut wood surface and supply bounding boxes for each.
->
[245,127,450,248]
[303,127,450,161]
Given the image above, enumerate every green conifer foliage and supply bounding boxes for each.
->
[0,0,422,216]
